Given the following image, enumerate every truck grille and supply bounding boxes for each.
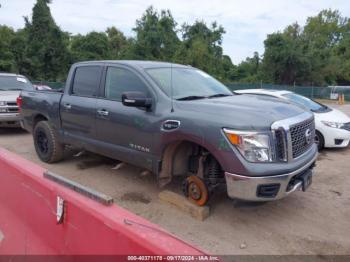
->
[275,129,286,161]
[290,118,315,158]
[0,101,19,113]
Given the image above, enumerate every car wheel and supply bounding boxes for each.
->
[315,130,324,151]
[33,121,64,163]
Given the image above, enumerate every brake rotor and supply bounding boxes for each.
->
[185,175,209,206]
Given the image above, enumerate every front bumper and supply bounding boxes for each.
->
[322,127,350,148]
[225,152,317,201]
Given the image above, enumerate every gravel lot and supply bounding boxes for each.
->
[1,103,350,255]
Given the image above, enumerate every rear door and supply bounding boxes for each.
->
[60,65,103,148]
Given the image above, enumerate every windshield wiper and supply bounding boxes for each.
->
[176,95,207,101]
[207,93,232,99]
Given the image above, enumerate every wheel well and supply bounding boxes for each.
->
[158,140,224,187]
[33,114,48,130]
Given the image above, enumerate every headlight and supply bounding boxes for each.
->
[223,129,272,162]
[0,101,6,106]
[321,121,344,129]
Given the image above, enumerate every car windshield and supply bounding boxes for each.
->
[0,75,33,91]
[282,93,327,112]
[146,67,233,100]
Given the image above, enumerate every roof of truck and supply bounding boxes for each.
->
[74,60,191,69]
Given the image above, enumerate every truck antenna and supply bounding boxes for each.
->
[170,62,174,113]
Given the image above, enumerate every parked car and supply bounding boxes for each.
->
[0,73,34,128]
[235,89,350,149]
[20,61,318,205]
[34,84,52,91]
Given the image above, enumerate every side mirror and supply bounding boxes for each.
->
[122,91,152,109]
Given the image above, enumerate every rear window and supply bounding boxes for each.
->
[0,75,33,91]
[72,66,102,97]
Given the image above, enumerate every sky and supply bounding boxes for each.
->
[0,0,349,64]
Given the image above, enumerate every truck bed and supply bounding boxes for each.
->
[21,90,63,132]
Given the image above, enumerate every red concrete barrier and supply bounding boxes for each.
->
[0,148,204,255]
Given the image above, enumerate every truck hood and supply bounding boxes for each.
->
[175,94,308,130]
[0,91,21,102]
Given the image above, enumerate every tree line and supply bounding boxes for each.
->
[0,0,349,86]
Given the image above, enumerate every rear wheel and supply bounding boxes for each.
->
[315,130,324,151]
[33,121,64,163]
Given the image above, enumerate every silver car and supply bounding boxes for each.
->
[0,73,34,128]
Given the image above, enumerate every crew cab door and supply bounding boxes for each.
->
[60,65,103,147]
[95,65,156,170]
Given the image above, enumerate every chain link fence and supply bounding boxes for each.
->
[225,83,350,101]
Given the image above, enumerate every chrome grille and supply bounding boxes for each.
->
[290,118,315,158]
[275,129,286,161]
[0,101,19,114]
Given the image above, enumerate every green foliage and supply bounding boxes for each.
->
[259,10,350,86]
[131,6,180,60]
[24,0,70,81]
[0,26,16,71]
[174,21,232,80]
[1,2,350,86]
[71,32,110,61]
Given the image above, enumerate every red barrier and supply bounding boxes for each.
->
[0,148,204,255]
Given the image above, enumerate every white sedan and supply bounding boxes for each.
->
[235,89,350,150]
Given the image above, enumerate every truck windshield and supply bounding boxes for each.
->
[0,76,33,91]
[146,67,233,100]
[282,93,327,112]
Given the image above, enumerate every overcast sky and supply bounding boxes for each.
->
[1,0,349,64]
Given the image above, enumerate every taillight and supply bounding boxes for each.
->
[16,96,22,112]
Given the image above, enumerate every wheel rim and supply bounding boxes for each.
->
[36,130,49,154]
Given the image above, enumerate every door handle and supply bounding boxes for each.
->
[63,103,71,110]
[97,109,109,116]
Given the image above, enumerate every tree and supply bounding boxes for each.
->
[25,0,70,81]
[106,26,128,59]
[71,32,110,61]
[303,9,349,85]
[174,21,227,79]
[0,26,16,72]
[261,23,311,85]
[131,6,180,60]
[236,52,261,82]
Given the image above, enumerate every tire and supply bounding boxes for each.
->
[33,121,64,163]
[315,130,324,151]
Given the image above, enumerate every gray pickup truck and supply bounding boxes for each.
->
[0,73,33,128]
[20,61,318,205]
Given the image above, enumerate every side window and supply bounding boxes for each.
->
[105,67,150,101]
[72,66,102,97]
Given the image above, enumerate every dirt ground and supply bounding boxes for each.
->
[1,104,350,255]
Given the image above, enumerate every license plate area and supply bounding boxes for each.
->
[287,168,313,192]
